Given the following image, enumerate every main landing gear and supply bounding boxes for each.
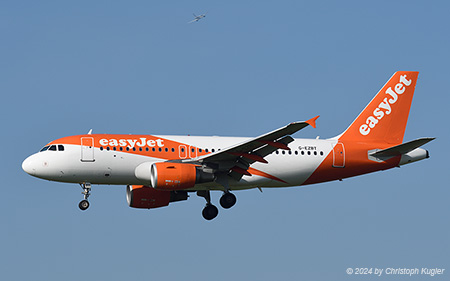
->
[220,192,237,209]
[202,204,219,221]
[197,190,218,220]
[197,190,237,220]
[79,182,91,211]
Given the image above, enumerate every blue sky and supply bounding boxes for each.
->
[1,1,449,280]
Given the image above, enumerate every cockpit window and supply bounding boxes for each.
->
[40,144,65,152]
[40,146,49,152]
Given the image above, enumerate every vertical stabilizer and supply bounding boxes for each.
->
[338,71,419,144]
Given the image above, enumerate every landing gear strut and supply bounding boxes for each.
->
[197,190,218,220]
[79,182,91,211]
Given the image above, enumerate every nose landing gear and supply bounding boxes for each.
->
[79,199,90,210]
[79,183,91,211]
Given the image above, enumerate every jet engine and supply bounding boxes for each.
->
[150,162,215,190]
[126,185,189,209]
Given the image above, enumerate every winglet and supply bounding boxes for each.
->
[306,116,319,129]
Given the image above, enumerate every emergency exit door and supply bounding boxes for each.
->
[332,142,345,168]
[81,137,95,162]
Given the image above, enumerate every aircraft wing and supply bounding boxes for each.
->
[182,116,319,178]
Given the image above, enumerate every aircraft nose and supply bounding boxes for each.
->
[22,155,36,175]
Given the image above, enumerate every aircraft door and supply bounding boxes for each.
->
[189,146,197,158]
[179,145,187,159]
[81,137,95,162]
[332,142,345,168]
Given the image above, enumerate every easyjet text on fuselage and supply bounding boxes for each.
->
[99,137,165,148]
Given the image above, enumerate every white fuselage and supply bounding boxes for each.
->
[22,135,336,190]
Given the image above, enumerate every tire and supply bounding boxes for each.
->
[79,200,90,211]
[219,192,237,209]
[202,204,219,220]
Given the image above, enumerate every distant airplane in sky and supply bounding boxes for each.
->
[188,13,206,23]
[22,72,434,220]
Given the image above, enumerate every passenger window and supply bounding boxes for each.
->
[49,145,57,151]
[171,148,175,152]
[58,145,64,151]
[199,148,202,153]
[205,149,209,153]
[181,148,185,152]
[165,148,168,152]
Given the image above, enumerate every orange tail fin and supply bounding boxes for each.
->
[338,71,419,144]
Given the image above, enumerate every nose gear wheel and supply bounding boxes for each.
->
[79,183,91,211]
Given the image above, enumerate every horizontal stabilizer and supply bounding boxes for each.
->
[370,137,435,159]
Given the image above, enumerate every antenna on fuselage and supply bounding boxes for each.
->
[87,129,93,135]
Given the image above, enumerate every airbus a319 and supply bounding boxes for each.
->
[22,71,434,220]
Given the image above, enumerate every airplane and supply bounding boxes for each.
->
[188,13,206,23]
[22,71,434,220]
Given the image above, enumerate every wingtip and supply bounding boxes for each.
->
[306,115,320,128]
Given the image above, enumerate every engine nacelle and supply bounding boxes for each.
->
[126,185,189,209]
[150,162,214,190]
[126,185,170,209]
